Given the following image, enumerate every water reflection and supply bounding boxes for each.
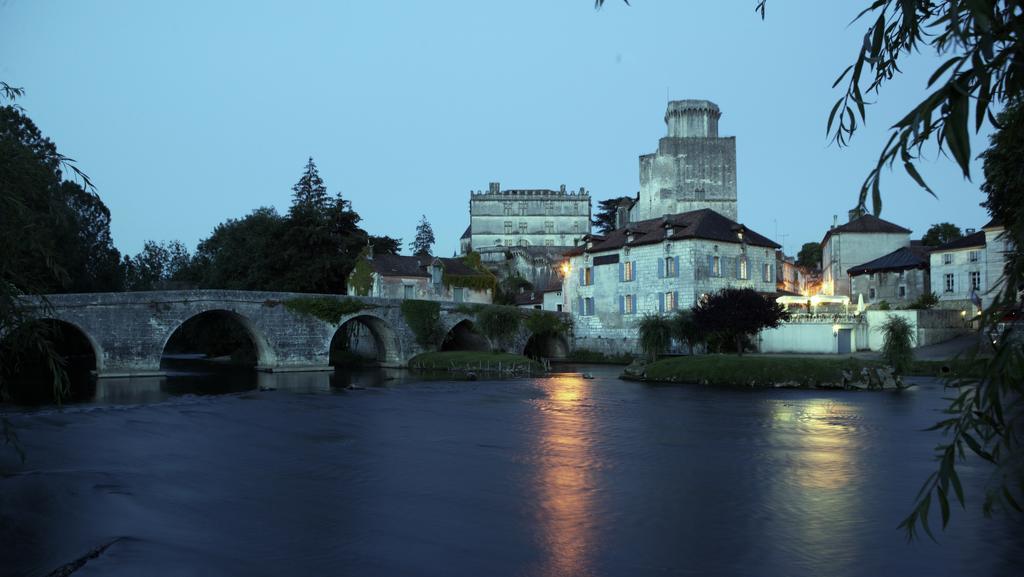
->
[531,374,599,577]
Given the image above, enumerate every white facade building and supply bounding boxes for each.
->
[929,230,987,314]
[563,209,778,354]
[983,219,1011,310]
[821,214,911,297]
[465,183,591,252]
[347,253,493,304]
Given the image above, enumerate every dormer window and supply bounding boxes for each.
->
[666,227,674,238]
[430,264,443,284]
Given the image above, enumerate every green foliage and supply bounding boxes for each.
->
[692,288,789,356]
[283,297,369,324]
[637,314,673,361]
[922,223,964,247]
[877,300,891,311]
[592,195,633,235]
[349,247,374,296]
[565,348,635,365]
[410,214,436,257]
[370,234,402,255]
[796,242,822,270]
[443,273,497,292]
[524,309,573,337]
[400,299,443,348]
[878,315,915,374]
[123,240,192,291]
[641,355,880,387]
[476,305,522,352]
[908,292,939,310]
[670,309,701,352]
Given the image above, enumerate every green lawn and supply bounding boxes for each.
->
[408,351,544,374]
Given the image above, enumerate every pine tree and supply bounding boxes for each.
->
[410,215,435,257]
[290,157,329,213]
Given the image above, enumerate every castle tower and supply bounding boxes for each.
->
[630,100,737,222]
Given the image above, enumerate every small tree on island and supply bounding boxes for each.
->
[410,215,436,257]
[692,288,788,356]
[878,315,915,375]
[637,314,673,361]
[671,309,702,355]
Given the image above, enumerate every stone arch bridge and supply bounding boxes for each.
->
[27,290,571,378]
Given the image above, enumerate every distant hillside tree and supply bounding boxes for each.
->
[410,215,435,257]
[291,157,329,212]
[592,196,632,235]
[370,235,402,255]
[921,223,963,246]
[796,242,822,270]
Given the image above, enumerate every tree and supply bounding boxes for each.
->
[123,240,192,291]
[290,157,329,213]
[671,309,702,354]
[410,215,436,257]
[922,223,964,246]
[796,242,822,270]
[370,235,402,255]
[692,288,788,356]
[592,196,632,235]
[878,315,915,375]
[637,314,673,361]
[189,207,286,290]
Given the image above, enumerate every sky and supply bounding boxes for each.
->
[1,1,994,259]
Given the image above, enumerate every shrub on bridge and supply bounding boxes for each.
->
[400,299,443,348]
[476,305,521,352]
[524,309,572,338]
[283,297,369,324]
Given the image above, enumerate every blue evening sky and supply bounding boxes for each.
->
[1,1,992,258]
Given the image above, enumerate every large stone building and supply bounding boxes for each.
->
[821,213,912,297]
[563,209,778,354]
[463,182,591,253]
[629,100,738,222]
[848,245,931,307]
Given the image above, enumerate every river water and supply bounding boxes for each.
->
[1,363,1021,577]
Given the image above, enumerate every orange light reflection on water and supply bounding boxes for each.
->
[532,374,598,577]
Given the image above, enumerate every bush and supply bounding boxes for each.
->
[283,297,369,324]
[877,300,891,310]
[525,309,573,337]
[879,315,915,374]
[671,309,701,353]
[638,314,673,361]
[692,288,788,356]
[400,300,443,348]
[908,292,939,310]
[476,305,522,352]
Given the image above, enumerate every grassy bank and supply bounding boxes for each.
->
[633,355,982,387]
[408,351,545,375]
[562,348,636,365]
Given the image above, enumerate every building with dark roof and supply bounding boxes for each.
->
[848,245,931,306]
[346,252,494,304]
[821,213,913,298]
[929,229,988,313]
[564,208,778,354]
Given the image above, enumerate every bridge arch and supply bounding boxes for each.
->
[440,318,491,352]
[523,331,570,360]
[0,318,102,400]
[161,309,277,369]
[330,313,401,366]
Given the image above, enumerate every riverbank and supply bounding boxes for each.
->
[623,355,980,389]
[408,351,545,375]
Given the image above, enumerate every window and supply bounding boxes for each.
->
[665,257,677,277]
[504,221,513,234]
[545,221,554,234]
[971,271,981,291]
[453,287,465,303]
[969,250,980,262]
[519,202,527,215]
[556,304,563,312]
[943,253,953,265]
[899,270,905,279]
[545,202,554,215]
[763,263,771,282]
[869,287,876,300]
[712,256,721,277]
[431,266,442,284]
[503,202,512,216]
[584,297,595,315]
[898,285,906,298]
[879,273,887,286]
[738,257,749,280]
[518,239,528,247]
[665,291,676,312]
[622,294,636,314]
[623,261,635,281]
[582,267,593,286]
[945,273,955,293]
[544,239,554,246]
[403,285,414,299]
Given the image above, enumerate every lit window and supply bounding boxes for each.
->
[665,257,676,277]
[583,267,593,286]
[624,294,635,314]
[945,273,955,293]
[623,261,634,281]
[739,257,749,280]
[712,256,721,277]
[665,291,676,312]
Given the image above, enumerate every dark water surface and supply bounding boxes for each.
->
[1,364,1022,577]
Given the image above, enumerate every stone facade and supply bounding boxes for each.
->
[564,210,778,354]
[349,254,492,305]
[983,220,1011,310]
[821,215,911,297]
[929,230,986,313]
[851,268,929,306]
[630,100,738,222]
[465,182,591,252]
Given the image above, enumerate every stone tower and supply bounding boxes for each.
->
[630,100,737,221]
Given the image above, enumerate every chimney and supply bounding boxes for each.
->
[966,228,976,234]
[489,182,500,194]
[560,184,566,194]
[832,215,838,229]
[615,205,630,229]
